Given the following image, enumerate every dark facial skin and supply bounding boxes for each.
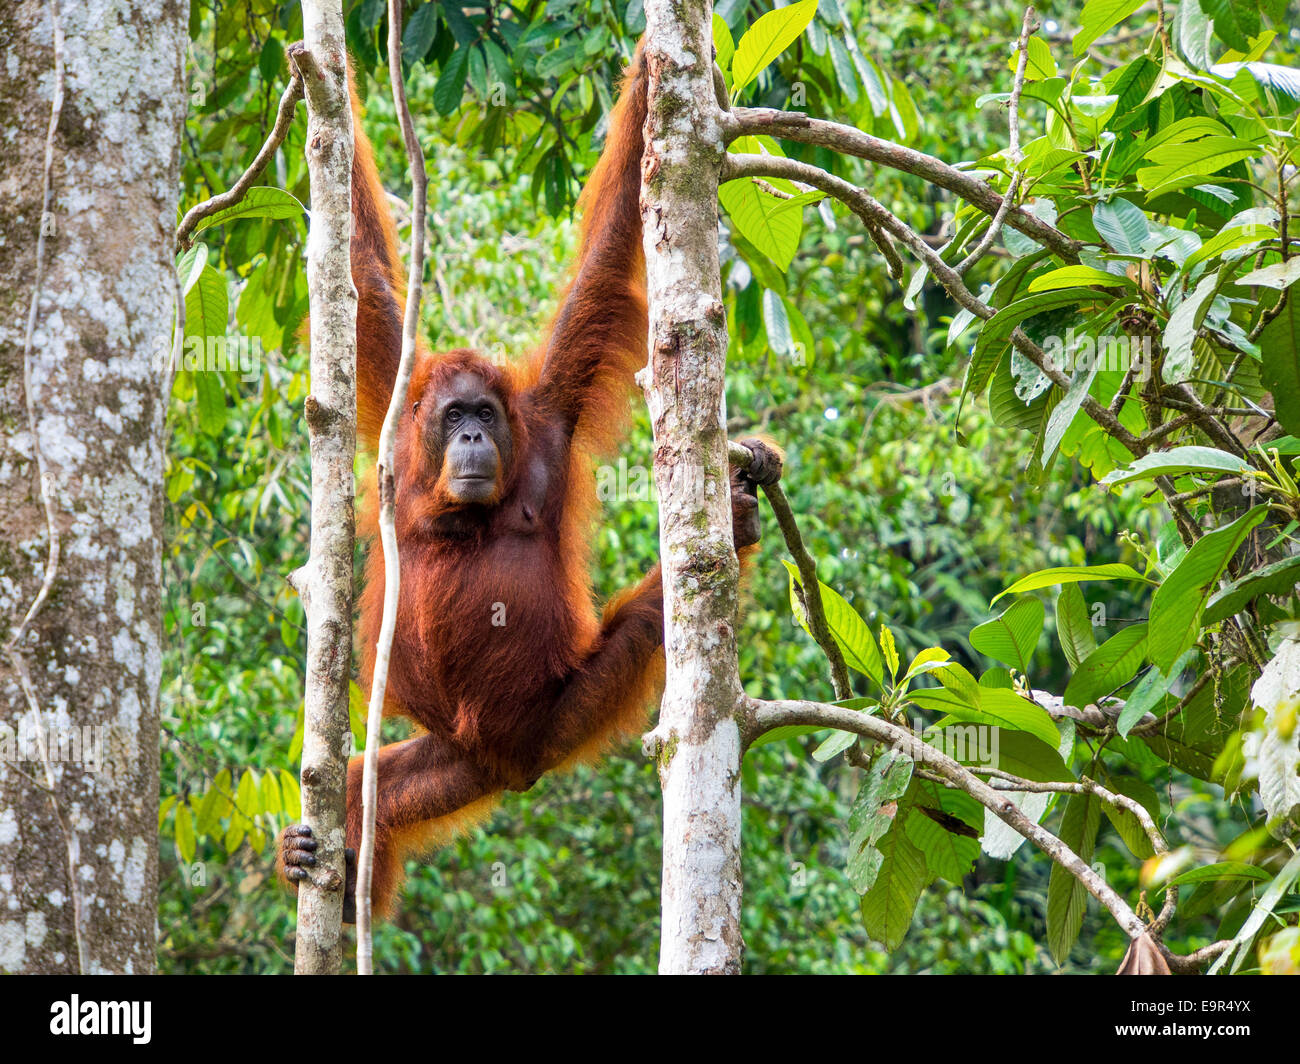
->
[418,371,513,504]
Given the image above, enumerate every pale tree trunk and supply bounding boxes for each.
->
[0,0,185,973]
[639,3,745,974]
[288,0,357,975]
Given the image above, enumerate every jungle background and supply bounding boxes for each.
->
[162,0,1300,973]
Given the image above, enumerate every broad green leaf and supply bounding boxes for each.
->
[1148,506,1267,669]
[846,749,914,893]
[719,178,803,270]
[1046,793,1101,963]
[1056,584,1097,672]
[403,1,439,64]
[1074,0,1147,57]
[195,768,232,836]
[1200,0,1261,52]
[1137,138,1261,191]
[762,289,793,356]
[969,598,1045,673]
[1168,861,1272,887]
[783,561,884,687]
[1109,54,1159,113]
[1099,445,1253,487]
[1162,273,1220,383]
[812,729,857,762]
[1205,555,1300,624]
[278,769,301,821]
[731,0,820,94]
[712,14,735,77]
[1260,294,1300,435]
[1027,265,1130,292]
[193,369,228,437]
[1063,623,1148,709]
[905,803,979,883]
[859,804,928,949]
[993,563,1150,605]
[189,186,305,236]
[1237,258,1300,289]
[977,688,1060,746]
[434,46,471,115]
[184,263,228,342]
[935,662,981,705]
[1101,777,1159,859]
[175,803,195,866]
[903,647,951,682]
[1116,649,1196,736]
[1092,198,1149,255]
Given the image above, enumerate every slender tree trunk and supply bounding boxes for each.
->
[0,0,185,973]
[640,3,745,974]
[288,0,357,975]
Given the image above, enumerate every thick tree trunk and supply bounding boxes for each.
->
[289,0,358,975]
[640,3,745,974]
[0,0,185,973]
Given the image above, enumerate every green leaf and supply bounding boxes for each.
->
[1046,793,1101,964]
[259,36,284,82]
[190,186,305,236]
[434,46,471,115]
[903,647,951,682]
[193,368,228,437]
[1162,273,1220,383]
[1237,257,1300,289]
[973,688,1061,746]
[905,800,980,883]
[1020,35,1057,80]
[175,802,195,866]
[1109,54,1160,113]
[1115,651,1196,737]
[846,749,914,893]
[762,289,792,356]
[1064,623,1148,709]
[1260,295,1300,435]
[812,729,857,762]
[719,178,803,270]
[1101,777,1159,859]
[859,803,929,949]
[1027,265,1131,292]
[712,13,735,78]
[1200,0,1261,52]
[969,598,1044,673]
[195,768,232,836]
[1092,198,1149,255]
[278,769,301,821]
[1148,506,1267,669]
[993,563,1150,605]
[783,561,884,687]
[828,35,859,102]
[1098,445,1253,487]
[1137,138,1260,191]
[1167,861,1271,887]
[1204,555,1300,624]
[1056,584,1097,672]
[1074,0,1148,57]
[184,263,228,342]
[731,0,820,94]
[403,1,439,64]
[879,624,899,681]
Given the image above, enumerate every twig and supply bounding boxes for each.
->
[955,6,1034,276]
[722,108,1081,263]
[728,442,851,699]
[742,696,1221,973]
[356,0,429,976]
[721,153,1143,454]
[175,72,305,252]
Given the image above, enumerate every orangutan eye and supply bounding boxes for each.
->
[447,408,462,423]
[477,407,493,423]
